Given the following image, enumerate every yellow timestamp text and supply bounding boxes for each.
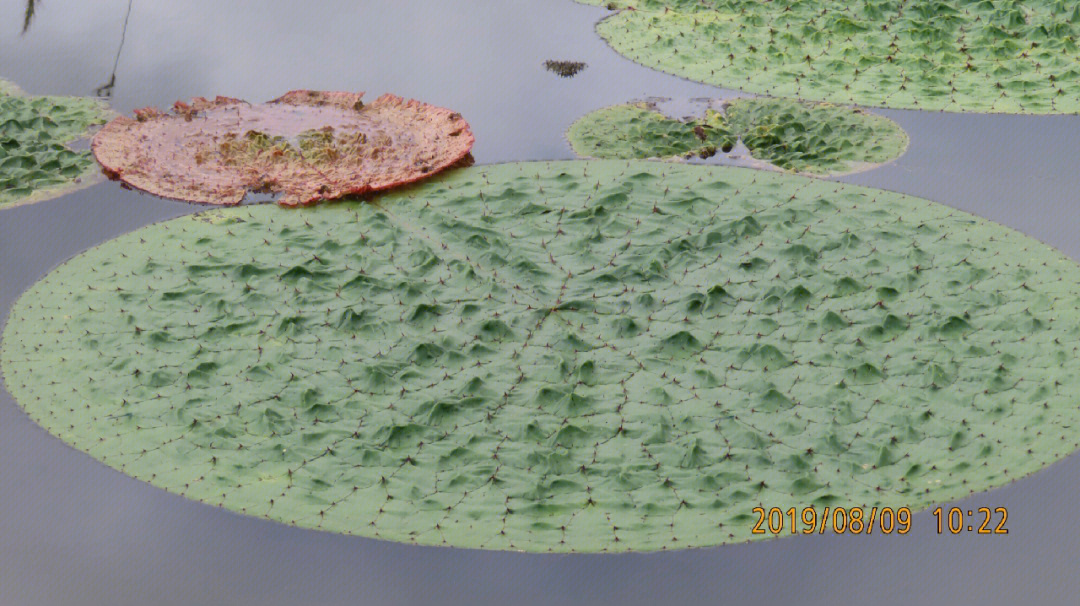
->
[751,506,913,535]
[932,507,1008,534]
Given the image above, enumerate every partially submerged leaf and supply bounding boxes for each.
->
[567,98,907,176]
[6,161,1080,552]
[91,90,474,206]
[723,98,908,174]
[0,79,113,210]
[566,101,736,160]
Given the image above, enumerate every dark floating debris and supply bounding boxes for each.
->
[544,60,587,78]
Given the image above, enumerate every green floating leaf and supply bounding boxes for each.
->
[5,160,1080,552]
[0,79,113,209]
[568,98,908,175]
[577,0,1080,113]
[566,102,736,160]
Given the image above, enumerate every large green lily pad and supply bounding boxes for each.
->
[4,161,1080,552]
[577,0,1080,113]
[568,98,908,175]
[0,81,113,209]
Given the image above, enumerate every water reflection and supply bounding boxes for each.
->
[93,0,131,98]
[20,0,37,34]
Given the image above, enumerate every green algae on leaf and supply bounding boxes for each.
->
[566,102,735,160]
[568,98,907,176]
[0,81,113,209]
[577,0,1080,114]
[92,91,474,206]
[6,160,1080,552]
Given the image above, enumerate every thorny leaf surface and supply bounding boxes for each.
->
[5,161,1080,551]
[577,0,1080,113]
[568,99,908,176]
[0,80,112,209]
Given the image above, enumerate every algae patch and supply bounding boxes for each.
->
[5,161,1080,552]
[577,0,1080,113]
[568,98,907,176]
[0,80,113,209]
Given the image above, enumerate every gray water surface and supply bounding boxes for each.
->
[2,1,1080,605]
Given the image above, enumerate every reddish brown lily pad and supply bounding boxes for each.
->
[91,90,474,206]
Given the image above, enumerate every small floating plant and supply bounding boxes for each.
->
[91,90,474,206]
[567,98,908,176]
[544,60,588,78]
[566,102,736,161]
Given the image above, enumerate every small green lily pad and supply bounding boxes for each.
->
[0,80,113,209]
[5,161,1080,552]
[577,0,1080,113]
[568,98,907,176]
[566,102,735,161]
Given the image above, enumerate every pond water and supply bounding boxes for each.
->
[2,1,1080,604]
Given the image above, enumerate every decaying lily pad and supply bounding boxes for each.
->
[91,91,474,206]
[577,0,1080,113]
[568,98,907,175]
[0,80,113,209]
[6,161,1080,552]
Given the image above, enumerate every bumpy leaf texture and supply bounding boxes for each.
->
[576,0,1080,113]
[566,102,737,160]
[568,99,908,175]
[5,161,1080,552]
[91,91,474,206]
[0,80,112,209]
